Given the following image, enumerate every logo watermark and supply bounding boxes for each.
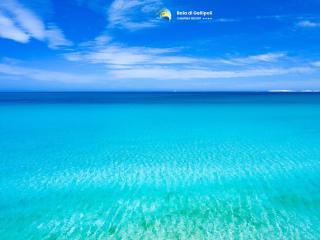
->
[159,8,214,22]
[159,8,172,21]
[176,10,213,21]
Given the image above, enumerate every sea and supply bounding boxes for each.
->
[0,92,319,239]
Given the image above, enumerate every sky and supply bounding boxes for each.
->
[0,0,320,91]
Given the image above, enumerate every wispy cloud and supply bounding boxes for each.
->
[269,89,320,93]
[256,15,320,32]
[297,20,320,28]
[217,53,286,65]
[0,63,96,83]
[0,10,29,43]
[0,43,318,87]
[65,44,194,66]
[0,0,71,48]
[108,0,162,30]
[46,25,72,49]
[63,38,317,81]
[312,61,320,67]
[108,66,313,80]
[65,37,287,68]
[215,18,239,23]
[1,0,46,40]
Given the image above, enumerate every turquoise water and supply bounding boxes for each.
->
[0,93,320,239]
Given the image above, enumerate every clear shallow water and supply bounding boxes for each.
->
[0,93,320,239]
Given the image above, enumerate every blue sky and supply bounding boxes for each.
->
[0,0,320,91]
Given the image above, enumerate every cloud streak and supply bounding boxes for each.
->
[0,10,29,43]
[0,63,97,83]
[63,38,318,82]
[66,44,194,66]
[297,20,320,28]
[109,66,313,80]
[312,61,320,67]
[65,38,286,68]
[0,0,71,48]
[108,0,162,30]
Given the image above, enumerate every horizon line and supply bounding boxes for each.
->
[1,90,320,93]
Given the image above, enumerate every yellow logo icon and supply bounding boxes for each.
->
[160,8,172,21]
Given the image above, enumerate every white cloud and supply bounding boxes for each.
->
[215,18,238,23]
[0,63,96,83]
[218,53,286,65]
[108,66,313,80]
[0,0,71,48]
[80,35,113,47]
[297,20,320,28]
[58,26,320,83]
[301,89,320,92]
[268,90,295,92]
[63,38,316,81]
[108,0,162,30]
[65,44,188,66]
[256,15,290,20]
[1,60,314,84]
[0,10,29,42]
[269,89,320,93]
[1,0,46,39]
[65,40,286,69]
[46,25,72,49]
[242,53,285,62]
[311,61,320,67]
